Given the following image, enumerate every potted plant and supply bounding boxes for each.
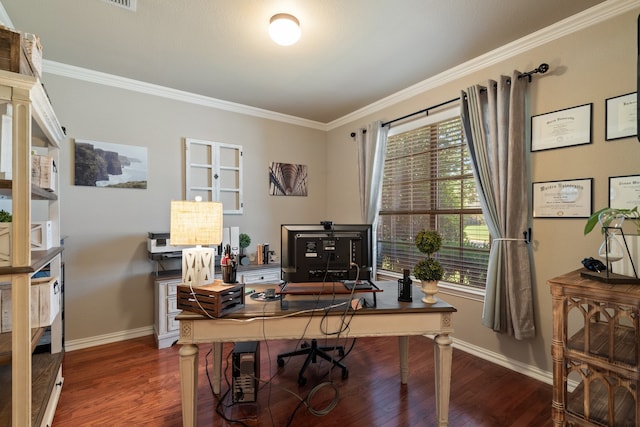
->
[584,206,639,273]
[413,229,444,304]
[239,233,251,265]
[584,206,640,235]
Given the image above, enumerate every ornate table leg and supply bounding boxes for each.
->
[212,342,223,394]
[434,333,453,427]
[398,335,409,384]
[179,343,199,427]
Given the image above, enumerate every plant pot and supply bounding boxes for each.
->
[419,279,439,304]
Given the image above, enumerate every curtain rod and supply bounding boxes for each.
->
[379,63,549,129]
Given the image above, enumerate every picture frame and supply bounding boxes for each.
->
[532,178,593,218]
[531,103,592,152]
[609,174,640,209]
[605,92,637,141]
[74,139,148,189]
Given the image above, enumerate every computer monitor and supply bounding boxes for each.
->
[280,222,373,283]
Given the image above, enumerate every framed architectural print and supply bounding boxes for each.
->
[605,92,637,141]
[532,178,593,218]
[531,104,592,152]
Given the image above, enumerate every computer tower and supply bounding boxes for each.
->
[232,341,260,403]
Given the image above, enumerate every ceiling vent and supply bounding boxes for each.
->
[101,0,137,11]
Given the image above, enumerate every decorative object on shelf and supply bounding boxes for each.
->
[239,233,251,265]
[583,206,640,284]
[413,229,444,304]
[170,198,223,286]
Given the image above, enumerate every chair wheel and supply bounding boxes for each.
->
[342,368,348,380]
[298,376,307,386]
[301,342,309,349]
[338,348,345,357]
[277,357,285,367]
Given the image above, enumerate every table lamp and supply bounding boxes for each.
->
[170,198,223,286]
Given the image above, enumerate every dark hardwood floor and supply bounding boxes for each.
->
[52,335,552,426]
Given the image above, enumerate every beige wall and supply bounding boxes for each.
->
[326,9,640,374]
[42,76,327,342]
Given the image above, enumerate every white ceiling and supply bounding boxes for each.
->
[2,0,608,124]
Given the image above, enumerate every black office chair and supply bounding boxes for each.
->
[277,339,348,386]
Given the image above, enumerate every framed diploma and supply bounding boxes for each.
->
[605,92,637,141]
[609,174,640,209]
[531,104,592,152]
[532,178,593,218]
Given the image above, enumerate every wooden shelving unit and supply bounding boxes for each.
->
[0,69,65,426]
[548,269,640,426]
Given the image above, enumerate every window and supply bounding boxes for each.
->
[184,138,243,214]
[377,107,490,289]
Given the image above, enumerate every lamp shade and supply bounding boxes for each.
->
[170,200,223,246]
[269,13,301,46]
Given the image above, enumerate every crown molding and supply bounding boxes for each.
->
[42,60,327,131]
[39,0,636,132]
[327,0,638,130]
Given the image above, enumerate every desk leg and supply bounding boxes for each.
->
[179,344,199,427]
[434,333,453,427]
[398,336,409,384]
[212,342,223,394]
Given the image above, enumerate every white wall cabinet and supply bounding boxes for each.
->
[0,70,65,426]
[184,138,243,214]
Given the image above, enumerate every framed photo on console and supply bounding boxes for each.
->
[532,178,592,218]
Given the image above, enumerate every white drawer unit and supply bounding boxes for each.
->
[154,274,182,349]
[240,265,281,284]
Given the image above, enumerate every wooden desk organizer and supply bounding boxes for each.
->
[177,281,244,317]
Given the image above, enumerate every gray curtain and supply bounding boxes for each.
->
[357,120,388,278]
[357,120,388,225]
[460,72,535,340]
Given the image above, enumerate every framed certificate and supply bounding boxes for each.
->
[605,92,637,141]
[531,104,592,152]
[532,178,593,218]
[609,174,640,209]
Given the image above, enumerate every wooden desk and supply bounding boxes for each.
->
[177,281,456,426]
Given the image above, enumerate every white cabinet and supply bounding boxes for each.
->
[0,69,65,426]
[153,274,182,349]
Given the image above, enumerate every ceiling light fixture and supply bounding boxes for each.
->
[269,13,301,46]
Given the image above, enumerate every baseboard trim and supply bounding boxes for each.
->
[65,326,154,352]
[452,337,553,386]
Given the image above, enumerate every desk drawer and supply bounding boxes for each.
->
[167,313,179,332]
[242,269,280,284]
[167,295,179,314]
